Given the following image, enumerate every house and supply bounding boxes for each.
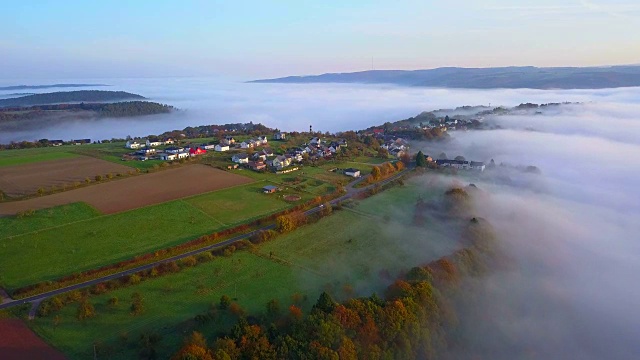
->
[146,139,163,147]
[232,153,249,164]
[248,161,266,171]
[262,148,274,157]
[50,140,64,146]
[214,144,230,152]
[160,153,177,161]
[200,143,216,150]
[263,185,278,194]
[344,168,361,178]
[435,159,469,169]
[176,151,190,159]
[189,147,206,156]
[163,138,175,145]
[273,132,286,140]
[257,136,268,145]
[165,146,184,154]
[73,139,91,145]
[252,153,267,161]
[310,137,321,145]
[470,161,486,171]
[240,141,254,149]
[136,147,157,155]
[225,136,236,144]
[126,140,141,149]
[271,155,291,169]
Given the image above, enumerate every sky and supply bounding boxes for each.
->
[1,0,639,79]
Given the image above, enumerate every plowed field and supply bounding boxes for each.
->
[0,165,253,215]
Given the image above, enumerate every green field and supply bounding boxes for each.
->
[32,251,321,360]
[184,182,313,226]
[31,190,462,359]
[0,148,80,167]
[0,182,311,290]
[0,202,100,240]
[0,200,221,290]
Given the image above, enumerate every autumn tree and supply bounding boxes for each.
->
[76,300,95,321]
[370,166,381,181]
[130,292,144,316]
[395,161,405,171]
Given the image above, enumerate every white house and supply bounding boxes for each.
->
[273,132,286,140]
[240,141,255,149]
[225,136,236,144]
[125,140,141,149]
[257,136,268,145]
[176,151,190,159]
[146,140,164,147]
[214,144,230,152]
[310,137,321,145]
[470,161,486,171]
[165,146,184,154]
[200,143,216,150]
[160,153,177,161]
[232,153,249,164]
[137,147,156,155]
[345,168,361,178]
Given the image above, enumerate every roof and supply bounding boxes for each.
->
[345,168,360,173]
[263,185,278,191]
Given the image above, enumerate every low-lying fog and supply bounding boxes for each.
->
[1,77,640,143]
[416,102,640,359]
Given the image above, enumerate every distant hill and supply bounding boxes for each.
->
[0,90,145,107]
[0,84,108,91]
[250,65,640,89]
[0,101,174,132]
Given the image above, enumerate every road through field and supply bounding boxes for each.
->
[0,164,253,215]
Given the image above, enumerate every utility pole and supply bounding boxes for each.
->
[93,343,97,360]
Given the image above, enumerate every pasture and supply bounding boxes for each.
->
[31,251,318,360]
[30,193,462,359]
[0,180,311,290]
[0,202,99,240]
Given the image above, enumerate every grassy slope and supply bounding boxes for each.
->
[31,185,459,359]
[185,182,312,226]
[0,201,220,290]
[0,148,80,167]
[32,251,319,360]
[0,202,100,240]
[0,182,311,290]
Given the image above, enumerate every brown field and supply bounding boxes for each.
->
[0,318,66,360]
[0,156,132,197]
[0,165,253,216]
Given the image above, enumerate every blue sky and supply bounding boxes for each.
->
[2,0,639,79]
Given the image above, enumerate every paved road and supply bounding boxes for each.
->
[0,168,410,311]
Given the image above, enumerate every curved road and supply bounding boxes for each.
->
[0,168,410,311]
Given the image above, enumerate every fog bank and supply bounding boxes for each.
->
[2,77,640,143]
[415,102,640,359]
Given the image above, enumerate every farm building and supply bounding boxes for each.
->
[345,168,361,178]
[215,144,230,152]
[263,185,278,194]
